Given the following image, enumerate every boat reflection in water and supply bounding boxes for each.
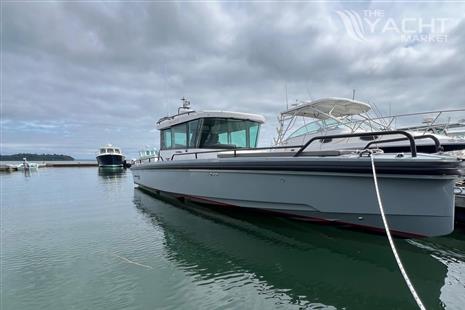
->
[133,188,465,309]
[98,167,126,185]
[98,167,125,177]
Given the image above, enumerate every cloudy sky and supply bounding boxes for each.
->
[2,1,465,159]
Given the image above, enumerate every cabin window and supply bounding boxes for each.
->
[160,118,260,150]
[107,148,114,153]
[188,120,200,147]
[230,129,246,147]
[161,121,195,150]
[199,118,260,149]
[161,129,172,149]
[249,123,259,147]
[289,121,322,138]
[100,148,106,154]
[172,123,187,148]
[115,149,120,154]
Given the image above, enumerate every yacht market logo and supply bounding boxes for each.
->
[336,9,452,43]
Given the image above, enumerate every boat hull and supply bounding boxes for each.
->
[96,154,124,167]
[133,163,456,237]
[456,194,465,223]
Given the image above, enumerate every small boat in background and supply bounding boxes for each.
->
[96,144,125,168]
[136,147,159,164]
[16,158,43,170]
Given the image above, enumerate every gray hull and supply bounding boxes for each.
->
[133,168,456,237]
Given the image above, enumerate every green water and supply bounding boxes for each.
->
[2,168,465,309]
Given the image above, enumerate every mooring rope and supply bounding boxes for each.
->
[370,154,426,310]
[110,252,153,270]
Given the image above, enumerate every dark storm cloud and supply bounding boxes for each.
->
[2,2,465,158]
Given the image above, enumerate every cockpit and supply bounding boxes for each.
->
[160,117,261,150]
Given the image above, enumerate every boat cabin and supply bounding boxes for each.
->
[98,145,122,156]
[139,148,158,159]
[157,107,265,160]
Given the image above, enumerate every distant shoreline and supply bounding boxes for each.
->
[0,153,75,161]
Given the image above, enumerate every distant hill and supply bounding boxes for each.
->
[0,153,75,161]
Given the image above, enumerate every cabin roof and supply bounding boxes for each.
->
[99,144,121,150]
[282,97,371,119]
[156,110,266,130]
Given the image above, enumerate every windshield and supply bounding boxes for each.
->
[288,119,340,138]
[199,118,260,148]
[288,118,384,139]
[160,118,261,150]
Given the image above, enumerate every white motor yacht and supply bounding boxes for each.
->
[96,144,125,167]
[16,158,44,170]
[136,147,159,164]
[276,98,465,155]
[132,99,464,237]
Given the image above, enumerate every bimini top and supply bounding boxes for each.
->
[156,110,266,130]
[282,97,371,119]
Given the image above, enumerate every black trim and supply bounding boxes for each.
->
[132,157,464,176]
[365,134,442,153]
[380,143,465,153]
[295,130,418,157]
[359,135,379,141]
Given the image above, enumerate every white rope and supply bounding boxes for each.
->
[370,154,426,310]
[110,252,153,270]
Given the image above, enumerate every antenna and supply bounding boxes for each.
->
[285,83,289,110]
[181,97,190,108]
[178,97,191,114]
[306,81,314,101]
[352,89,356,100]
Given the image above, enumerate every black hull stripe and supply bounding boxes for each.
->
[381,144,465,153]
[132,159,464,176]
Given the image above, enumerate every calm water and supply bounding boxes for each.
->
[2,168,465,309]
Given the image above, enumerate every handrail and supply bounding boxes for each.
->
[137,155,161,164]
[157,110,196,125]
[364,134,442,153]
[294,130,418,157]
[170,145,303,160]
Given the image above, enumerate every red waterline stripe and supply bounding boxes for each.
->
[139,185,426,238]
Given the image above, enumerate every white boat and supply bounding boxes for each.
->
[132,99,464,237]
[136,147,159,164]
[16,158,43,170]
[275,98,465,156]
[96,144,125,167]
[399,118,465,138]
[16,163,39,170]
